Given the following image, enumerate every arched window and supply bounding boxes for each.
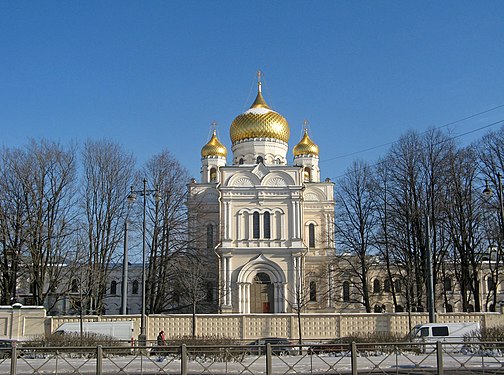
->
[132,280,139,295]
[239,158,244,165]
[444,277,452,292]
[343,281,350,302]
[206,224,214,249]
[374,304,383,313]
[487,276,495,292]
[71,279,78,293]
[445,304,453,313]
[256,156,263,164]
[373,279,381,294]
[263,212,271,239]
[253,212,260,239]
[384,278,391,293]
[308,223,315,248]
[309,281,317,302]
[110,281,117,295]
[394,279,402,293]
[210,167,217,182]
[303,167,311,182]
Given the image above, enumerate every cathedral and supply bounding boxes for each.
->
[187,76,336,314]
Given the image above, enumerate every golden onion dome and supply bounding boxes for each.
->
[293,129,319,157]
[230,81,290,144]
[201,130,227,158]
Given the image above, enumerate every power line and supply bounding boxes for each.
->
[321,104,504,163]
[328,117,504,181]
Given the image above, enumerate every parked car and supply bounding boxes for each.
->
[246,337,294,356]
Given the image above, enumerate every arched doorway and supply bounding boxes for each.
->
[251,272,274,313]
[236,254,287,313]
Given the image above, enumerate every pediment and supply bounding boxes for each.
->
[252,163,270,180]
[303,187,326,201]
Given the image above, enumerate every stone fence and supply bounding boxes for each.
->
[1,305,503,341]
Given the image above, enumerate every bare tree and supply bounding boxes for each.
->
[172,254,212,337]
[80,140,135,314]
[374,160,402,312]
[0,147,28,305]
[441,145,486,311]
[139,150,191,314]
[334,160,378,312]
[477,126,504,311]
[0,140,77,310]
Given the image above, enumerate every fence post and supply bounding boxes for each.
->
[10,345,17,375]
[96,345,103,375]
[351,342,358,375]
[436,341,443,375]
[181,344,187,375]
[266,343,272,375]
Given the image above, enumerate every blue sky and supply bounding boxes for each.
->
[1,1,504,181]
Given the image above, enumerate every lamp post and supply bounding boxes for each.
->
[121,219,129,315]
[483,173,504,232]
[127,179,161,345]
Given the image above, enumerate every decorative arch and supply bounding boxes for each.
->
[303,187,326,201]
[262,171,295,186]
[236,255,287,313]
[237,254,286,284]
[227,172,261,187]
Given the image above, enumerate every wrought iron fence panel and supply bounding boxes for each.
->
[3,341,504,374]
[102,346,179,374]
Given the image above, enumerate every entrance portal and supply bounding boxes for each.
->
[251,272,274,313]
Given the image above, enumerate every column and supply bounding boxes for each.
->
[222,256,228,306]
[225,257,232,306]
[227,203,232,239]
[273,283,278,313]
[274,283,285,313]
[238,283,244,313]
[291,201,297,239]
[237,212,241,240]
[283,284,288,312]
[328,264,334,308]
[245,283,250,314]
[296,201,301,238]
[223,202,228,240]
[281,211,285,240]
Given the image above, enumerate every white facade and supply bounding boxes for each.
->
[188,79,336,314]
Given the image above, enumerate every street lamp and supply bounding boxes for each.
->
[121,218,129,315]
[483,173,504,240]
[127,179,161,346]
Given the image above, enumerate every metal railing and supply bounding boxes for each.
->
[1,341,503,374]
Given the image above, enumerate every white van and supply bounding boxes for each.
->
[55,321,134,341]
[410,322,480,351]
